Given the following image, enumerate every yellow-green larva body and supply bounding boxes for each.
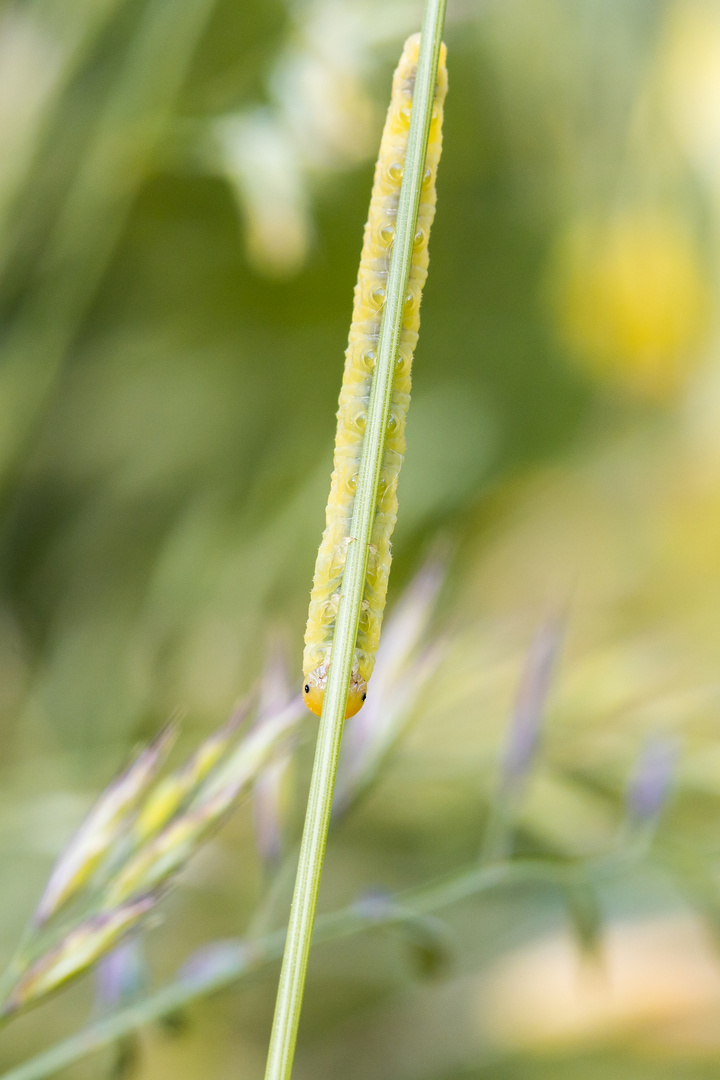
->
[303,33,447,719]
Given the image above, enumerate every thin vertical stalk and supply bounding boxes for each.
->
[262,3,447,1078]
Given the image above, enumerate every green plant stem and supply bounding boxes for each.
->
[0,852,640,1080]
[262,3,447,1079]
[480,789,519,865]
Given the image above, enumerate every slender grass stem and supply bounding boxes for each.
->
[0,850,642,1080]
[262,3,447,1078]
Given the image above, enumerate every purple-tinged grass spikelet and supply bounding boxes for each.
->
[258,634,294,719]
[95,937,147,1012]
[500,612,564,796]
[627,735,678,825]
[253,755,293,871]
[178,940,249,986]
[333,553,446,816]
[481,613,564,864]
[253,641,298,869]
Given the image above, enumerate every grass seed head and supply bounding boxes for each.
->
[4,689,304,1015]
[2,898,155,1016]
[500,613,564,795]
[33,722,177,926]
[134,702,250,844]
[104,781,244,908]
[627,735,678,824]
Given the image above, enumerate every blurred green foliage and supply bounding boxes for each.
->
[4,0,720,1077]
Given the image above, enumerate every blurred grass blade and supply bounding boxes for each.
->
[500,613,563,793]
[0,0,218,495]
[333,553,446,816]
[0,851,639,1079]
[353,889,452,979]
[253,752,293,871]
[560,880,603,958]
[481,613,564,864]
[253,642,299,869]
[193,699,303,806]
[626,735,677,827]
[0,0,125,254]
[95,938,147,1012]
[398,912,453,979]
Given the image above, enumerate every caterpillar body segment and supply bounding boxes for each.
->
[303,33,447,718]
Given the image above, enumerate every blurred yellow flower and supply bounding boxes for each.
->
[551,212,711,401]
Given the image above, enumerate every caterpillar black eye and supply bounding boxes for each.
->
[304,684,310,694]
[361,692,367,701]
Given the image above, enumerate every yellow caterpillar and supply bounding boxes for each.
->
[302,32,447,719]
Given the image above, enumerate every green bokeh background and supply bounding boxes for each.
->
[4,0,720,1076]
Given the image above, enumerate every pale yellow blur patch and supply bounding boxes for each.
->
[658,0,720,181]
[551,212,710,401]
[476,915,720,1052]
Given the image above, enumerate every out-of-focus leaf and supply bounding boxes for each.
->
[560,879,603,958]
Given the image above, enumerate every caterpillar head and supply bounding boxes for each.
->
[303,664,367,718]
